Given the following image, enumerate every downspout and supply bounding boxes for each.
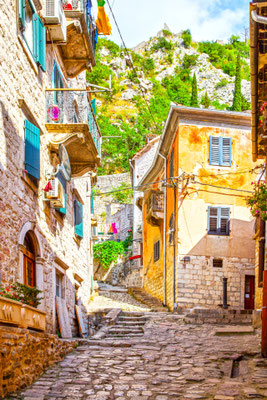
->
[251,9,267,25]
[158,152,167,306]
[129,160,135,257]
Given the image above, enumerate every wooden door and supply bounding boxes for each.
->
[244,275,255,310]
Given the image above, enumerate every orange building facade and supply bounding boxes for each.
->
[140,107,259,311]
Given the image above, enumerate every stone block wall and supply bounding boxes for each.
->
[177,255,255,310]
[0,326,77,398]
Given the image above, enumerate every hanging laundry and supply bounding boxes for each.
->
[96,6,112,35]
[86,0,92,16]
[97,0,105,6]
[94,27,98,50]
[112,223,118,234]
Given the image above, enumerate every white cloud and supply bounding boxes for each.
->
[91,0,249,47]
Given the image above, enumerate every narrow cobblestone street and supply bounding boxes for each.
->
[9,313,267,400]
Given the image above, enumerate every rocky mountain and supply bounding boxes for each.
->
[87,28,251,174]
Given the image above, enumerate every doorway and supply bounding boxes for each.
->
[244,275,255,310]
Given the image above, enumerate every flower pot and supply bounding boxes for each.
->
[21,304,46,331]
[0,296,22,326]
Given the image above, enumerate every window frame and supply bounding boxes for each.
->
[153,240,160,262]
[208,206,230,236]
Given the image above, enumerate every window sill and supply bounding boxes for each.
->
[21,172,38,194]
[208,232,230,237]
[17,33,38,75]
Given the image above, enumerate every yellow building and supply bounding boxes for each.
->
[140,106,259,311]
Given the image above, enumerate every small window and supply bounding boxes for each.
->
[169,149,174,178]
[56,171,67,215]
[208,206,230,236]
[209,136,232,166]
[154,241,160,262]
[52,63,64,105]
[56,272,64,298]
[213,259,223,268]
[24,119,40,181]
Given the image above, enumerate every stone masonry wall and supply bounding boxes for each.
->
[177,255,255,310]
[0,326,77,398]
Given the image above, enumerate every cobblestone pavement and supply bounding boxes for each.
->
[9,313,267,400]
[87,291,150,312]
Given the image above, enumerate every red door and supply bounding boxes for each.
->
[244,275,255,310]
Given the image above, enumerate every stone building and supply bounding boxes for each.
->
[0,0,101,335]
[139,106,259,311]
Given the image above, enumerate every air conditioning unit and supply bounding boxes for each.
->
[43,0,67,42]
[43,178,65,208]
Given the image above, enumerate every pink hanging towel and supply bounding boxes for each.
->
[112,223,118,234]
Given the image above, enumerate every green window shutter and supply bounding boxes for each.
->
[91,189,94,214]
[19,0,26,29]
[221,137,232,166]
[33,13,46,71]
[74,200,84,238]
[56,172,67,215]
[91,99,97,116]
[24,120,40,180]
[209,136,220,165]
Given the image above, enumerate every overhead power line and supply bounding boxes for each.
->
[105,0,159,132]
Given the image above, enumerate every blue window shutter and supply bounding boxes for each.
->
[208,206,219,234]
[221,137,232,166]
[24,120,40,180]
[91,99,97,116]
[19,0,26,29]
[33,14,46,71]
[220,207,230,235]
[74,200,84,238]
[56,172,67,215]
[91,189,94,214]
[209,137,220,165]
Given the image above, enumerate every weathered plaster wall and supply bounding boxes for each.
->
[0,0,94,335]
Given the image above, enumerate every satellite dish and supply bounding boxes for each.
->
[58,144,71,181]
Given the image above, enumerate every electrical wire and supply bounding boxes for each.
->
[105,0,160,132]
[192,180,253,193]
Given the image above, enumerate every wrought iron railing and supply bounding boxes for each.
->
[46,89,101,155]
[62,0,96,53]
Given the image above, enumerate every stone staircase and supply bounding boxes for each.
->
[104,311,147,339]
[184,307,253,325]
[128,288,168,312]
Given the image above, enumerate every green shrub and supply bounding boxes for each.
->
[183,54,199,69]
[142,57,155,72]
[97,38,121,57]
[112,182,133,204]
[0,282,43,307]
[211,100,228,110]
[201,92,211,108]
[215,78,228,89]
[162,29,172,37]
[93,241,125,269]
[151,36,173,52]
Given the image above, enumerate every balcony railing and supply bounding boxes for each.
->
[63,0,96,53]
[46,89,101,155]
[148,192,164,213]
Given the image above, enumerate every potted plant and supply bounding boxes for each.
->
[247,181,267,221]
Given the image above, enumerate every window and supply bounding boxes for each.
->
[52,63,64,105]
[169,149,174,178]
[24,119,40,181]
[19,0,46,71]
[74,200,84,238]
[258,219,266,286]
[56,272,65,298]
[213,259,223,268]
[208,206,230,235]
[154,240,160,262]
[23,232,36,287]
[209,136,232,166]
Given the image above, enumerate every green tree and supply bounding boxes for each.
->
[181,29,192,48]
[201,91,210,108]
[190,73,199,107]
[231,53,242,111]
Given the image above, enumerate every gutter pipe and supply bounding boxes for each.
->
[251,9,267,25]
[158,152,167,306]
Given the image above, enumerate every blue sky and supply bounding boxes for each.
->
[92,0,250,48]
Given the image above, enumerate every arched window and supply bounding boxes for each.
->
[23,232,36,287]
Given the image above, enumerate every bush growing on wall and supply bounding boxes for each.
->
[93,241,125,269]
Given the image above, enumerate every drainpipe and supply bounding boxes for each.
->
[173,179,177,312]
[251,9,267,25]
[159,152,167,306]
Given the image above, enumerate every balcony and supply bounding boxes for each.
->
[58,0,96,78]
[147,191,164,226]
[45,89,101,177]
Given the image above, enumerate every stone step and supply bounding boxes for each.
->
[108,328,144,334]
[105,333,144,338]
[116,321,145,327]
[118,316,148,322]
